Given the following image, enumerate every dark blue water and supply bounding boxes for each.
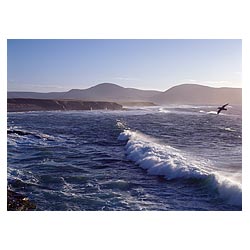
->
[7,105,242,210]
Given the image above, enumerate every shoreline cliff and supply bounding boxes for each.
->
[8,98,123,112]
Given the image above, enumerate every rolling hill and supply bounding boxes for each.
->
[152,84,242,105]
[8,83,160,102]
[60,83,161,101]
[8,83,242,105]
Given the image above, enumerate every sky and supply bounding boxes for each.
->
[7,39,242,92]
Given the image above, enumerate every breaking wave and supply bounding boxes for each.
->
[118,129,242,206]
[158,108,170,113]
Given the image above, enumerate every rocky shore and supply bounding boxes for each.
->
[8,189,36,211]
[8,98,123,112]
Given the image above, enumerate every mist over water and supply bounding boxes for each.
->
[7,105,242,210]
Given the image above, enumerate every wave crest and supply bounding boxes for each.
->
[118,129,242,206]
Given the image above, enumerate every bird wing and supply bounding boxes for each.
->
[222,103,229,108]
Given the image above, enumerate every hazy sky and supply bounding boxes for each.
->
[7,39,242,92]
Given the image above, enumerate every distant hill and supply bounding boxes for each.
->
[8,83,242,105]
[8,83,160,102]
[61,83,161,101]
[152,84,242,105]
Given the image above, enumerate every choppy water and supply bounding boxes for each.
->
[7,105,242,210]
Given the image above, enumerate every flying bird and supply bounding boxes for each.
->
[217,103,229,114]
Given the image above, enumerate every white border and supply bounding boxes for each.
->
[1,0,250,250]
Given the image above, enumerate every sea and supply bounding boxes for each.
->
[7,105,242,211]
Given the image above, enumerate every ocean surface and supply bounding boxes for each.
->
[7,105,242,210]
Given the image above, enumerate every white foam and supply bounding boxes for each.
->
[118,129,242,206]
[224,127,236,132]
[207,111,218,115]
[116,119,129,130]
[158,108,170,113]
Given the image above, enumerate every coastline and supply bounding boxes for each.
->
[7,98,123,112]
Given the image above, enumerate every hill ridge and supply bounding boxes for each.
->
[8,83,242,105]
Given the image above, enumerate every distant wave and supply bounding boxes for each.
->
[207,111,218,115]
[199,110,218,115]
[224,127,236,132]
[158,108,170,113]
[116,119,129,130]
[118,129,242,206]
[7,126,56,147]
[199,110,236,116]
